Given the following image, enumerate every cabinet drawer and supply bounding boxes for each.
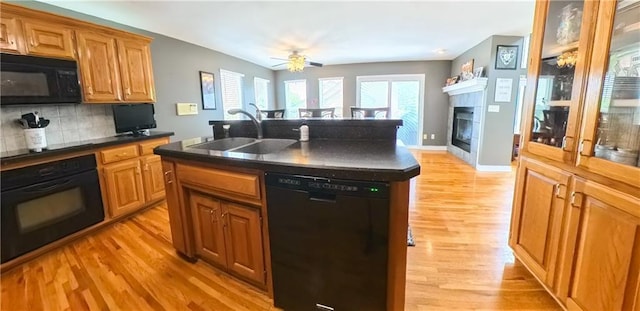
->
[100,145,139,164]
[139,138,169,155]
[177,164,260,200]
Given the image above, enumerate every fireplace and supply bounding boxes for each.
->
[452,107,473,152]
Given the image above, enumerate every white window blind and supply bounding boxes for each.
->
[220,69,244,120]
[284,79,307,119]
[254,77,270,110]
[319,77,344,117]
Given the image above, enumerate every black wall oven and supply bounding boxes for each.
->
[1,155,104,263]
[0,53,81,105]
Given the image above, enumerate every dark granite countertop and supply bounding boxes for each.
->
[154,137,420,181]
[1,131,174,166]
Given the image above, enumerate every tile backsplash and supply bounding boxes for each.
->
[1,104,116,152]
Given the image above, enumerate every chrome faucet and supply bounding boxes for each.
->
[248,103,262,121]
[227,108,263,139]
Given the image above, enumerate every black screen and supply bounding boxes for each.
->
[112,104,156,134]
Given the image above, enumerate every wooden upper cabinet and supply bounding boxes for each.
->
[0,16,23,54]
[141,155,165,202]
[76,30,122,103]
[117,38,156,102]
[576,0,640,188]
[103,159,145,217]
[190,192,227,269]
[521,0,598,164]
[564,178,640,311]
[223,202,265,286]
[22,19,75,59]
[510,157,571,292]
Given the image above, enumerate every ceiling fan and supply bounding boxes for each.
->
[271,51,323,72]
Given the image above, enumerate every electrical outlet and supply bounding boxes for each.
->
[423,134,428,140]
[431,134,436,140]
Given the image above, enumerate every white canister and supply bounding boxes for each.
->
[299,124,309,142]
[24,128,47,152]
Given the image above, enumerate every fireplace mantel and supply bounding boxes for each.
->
[442,78,488,96]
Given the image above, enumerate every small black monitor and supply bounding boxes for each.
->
[112,104,156,135]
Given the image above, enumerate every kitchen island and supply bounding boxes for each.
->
[154,120,419,311]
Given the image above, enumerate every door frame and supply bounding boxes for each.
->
[355,74,425,146]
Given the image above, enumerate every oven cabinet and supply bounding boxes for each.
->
[102,158,146,217]
[560,178,640,311]
[0,15,24,54]
[520,0,599,164]
[167,161,269,289]
[509,156,571,293]
[0,2,157,104]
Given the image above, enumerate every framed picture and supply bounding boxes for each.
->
[495,45,519,70]
[473,66,484,78]
[199,71,216,110]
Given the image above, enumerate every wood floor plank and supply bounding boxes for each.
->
[1,151,560,310]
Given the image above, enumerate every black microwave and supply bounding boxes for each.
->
[0,53,82,105]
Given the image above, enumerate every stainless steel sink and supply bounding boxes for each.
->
[230,139,297,154]
[189,137,256,150]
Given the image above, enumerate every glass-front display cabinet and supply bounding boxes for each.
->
[577,0,640,187]
[522,0,598,163]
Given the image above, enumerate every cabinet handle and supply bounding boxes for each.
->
[570,192,583,208]
[87,86,94,95]
[125,87,131,95]
[144,163,150,171]
[135,167,141,175]
[561,136,567,151]
[164,170,173,184]
[9,40,14,45]
[29,37,35,46]
[554,184,562,198]
[579,139,591,157]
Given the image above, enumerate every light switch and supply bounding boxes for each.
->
[488,105,500,113]
[176,103,198,115]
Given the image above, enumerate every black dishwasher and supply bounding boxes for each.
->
[265,173,389,311]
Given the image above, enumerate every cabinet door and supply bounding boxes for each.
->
[117,38,156,102]
[22,19,75,59]
[76,30,122,103]
[510,157,571,291]
[521,0,598,163]
[576,1,640,188]
[103,159,145,217]
[162,160,192,256]
[141,155,165,202]
[190,192,227,268]
[565,178,640,311]
[223,202,265,286]
[0,16,22,53]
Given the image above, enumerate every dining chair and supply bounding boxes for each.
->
[350,107,390,119]
[260,109,285,119]
[298,108,335,118]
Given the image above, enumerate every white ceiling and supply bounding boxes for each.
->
[37,0,536,69]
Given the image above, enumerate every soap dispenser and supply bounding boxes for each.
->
[299,123,309,142]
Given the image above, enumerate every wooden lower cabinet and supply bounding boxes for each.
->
[191,192,227,269]
[223,201,265,285]
[142,155,165,202]
[103,158,145,217]
[510,157,571,292]
[564,178,640,311]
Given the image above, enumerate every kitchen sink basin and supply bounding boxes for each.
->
[189,137,256,150]
[230,139,297,154]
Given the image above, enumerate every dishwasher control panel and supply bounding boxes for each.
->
[266,173,389,198]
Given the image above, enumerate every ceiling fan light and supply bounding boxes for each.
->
[287,54,306,72]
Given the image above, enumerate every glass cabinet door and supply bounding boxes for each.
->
[524,0,596,163]
[578,0,640,187]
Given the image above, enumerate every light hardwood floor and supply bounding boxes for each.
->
[1,151,561,311]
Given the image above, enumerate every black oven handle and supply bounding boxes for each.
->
[23,178,73,193]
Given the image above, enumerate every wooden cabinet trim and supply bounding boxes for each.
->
[139,138,169,155]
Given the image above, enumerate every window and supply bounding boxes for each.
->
[284,80,307,119]
[319,77,344,117]
[254,77,270,110]
[220,69,244,120]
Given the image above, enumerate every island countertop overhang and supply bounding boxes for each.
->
[154,137,420,181]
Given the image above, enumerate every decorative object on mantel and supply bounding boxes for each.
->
[199,71,216,110]
[473,66,484,78]
[495,45,519,70]
[442,77,489,96]
[445,76,460,86]
[461,59,475,81]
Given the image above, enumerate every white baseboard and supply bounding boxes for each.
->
[408,145,447,151]
[475,164,512,172]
